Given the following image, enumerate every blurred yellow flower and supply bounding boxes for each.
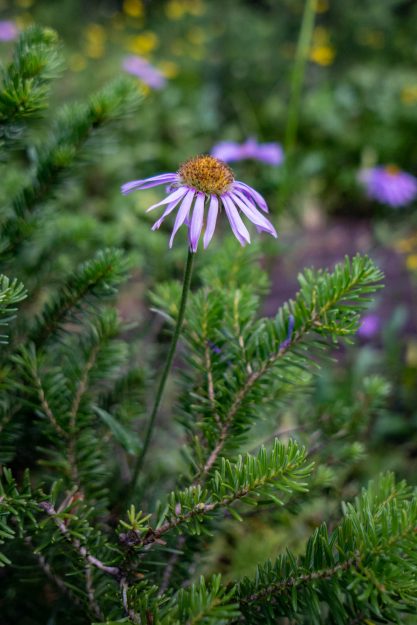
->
[123,0,144,18]
[15,0,33,7]
[401,85,417,105]
[165,0,204,20]
[310,44,335,66]
[159,60,179,78]
[188,0,205,15]
[165,0,187,20]
[310,27,335,65]
[128,31,159,55]
[84,24,106,58]
[69,53,87,72]
[406,254,417,271]
[315,0,329,13]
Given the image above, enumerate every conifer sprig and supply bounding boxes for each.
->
[237,473,417,623]
[157,254,383,481]
[2,78,141,255]
[28,247,128,347]
[121,439,311,548]
[0,274,26,342]
[0,26,61,135]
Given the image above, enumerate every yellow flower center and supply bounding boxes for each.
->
[178,155,234,195]
[385,164,400,176]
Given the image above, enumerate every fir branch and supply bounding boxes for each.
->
[30,354,68,439]
[194,255,383,478]
[239,552,360,605]
[28,248,128,347]
[124,439,311,548]
[236,473,417,623]
[120,577,141,625]
[3,78,141,254]
[24,535,83,609]
[0,26,61,134]
[39,501,120,577]
[0,274,26,343]
[67,342,101,488]
[85,564,105,621]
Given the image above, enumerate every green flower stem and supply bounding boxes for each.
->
[129,248,195,494]
[279,0,316,207]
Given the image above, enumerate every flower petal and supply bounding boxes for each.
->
[169,190,195,247]
[189,193,205,252]
[222,194,251,246]
[234,181,269,213]
[121,174,177,194]
[151,199,181,231]
[146,186,188,213]
[203,195,219,249]
[232,191,277,237]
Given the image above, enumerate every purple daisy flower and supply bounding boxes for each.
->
[0,20,18,42]
[211,138,284,166]
[359,165,417,207]
[121,155,278,251]
[122,55,166,90]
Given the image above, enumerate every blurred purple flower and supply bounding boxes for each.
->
[211,138,284,166]
[122,55,166,89]
[359,165,417,207]
[0,20,18,42]
[357,314,380,340]
[121,154,277,251]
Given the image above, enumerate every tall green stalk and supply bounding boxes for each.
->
[129,249,195,494]
[279,0,316,207]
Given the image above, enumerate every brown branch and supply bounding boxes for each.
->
[32,367,68,439]
[39,502,143,623]
[39,501,120,577]
[67,343,100,487]
[69,344,100,431]
[240,553,360,605]
[120,577,140,624]
[85,565,105,621]
[134,463,300,550]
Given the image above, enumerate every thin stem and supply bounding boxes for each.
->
[279,0,316,207]
[129,249,195,493]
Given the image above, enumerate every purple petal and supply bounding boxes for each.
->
[232,191,277,237]
[211,141,242,162]
[255,143,284,166]
[121,174,177,194]
[203,195,219,249]
[222,195,251,246]
[122,55,166,89]
[146,187,188,213]
[151,199,181,231]
[189,193,205,252]
[233,181,269,213]
[169,190,195,247]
